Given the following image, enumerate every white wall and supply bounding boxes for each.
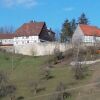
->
[72,25,84,44]
[14,36,40,45]
[84,36,95,43]
[0,39,13,45]
[96,36,100,43]
[14,42,72,56]
[82,36,100,43]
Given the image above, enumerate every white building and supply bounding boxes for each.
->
[0,34,14,46]
[14,21,55,45]
[0,21,55,46]
[72,24,100,44]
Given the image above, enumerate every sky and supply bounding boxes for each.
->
[0,0,100,32]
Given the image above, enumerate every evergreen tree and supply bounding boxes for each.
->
[78,13,89,25]
[70,19,77,34]
[61,19,72,42]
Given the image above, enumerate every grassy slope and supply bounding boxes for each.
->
[0,51,95,100]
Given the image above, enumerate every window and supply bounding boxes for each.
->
[22,41,24,44]
[34,40,37,42]
[27,41,29,43]
[16,42,18,44]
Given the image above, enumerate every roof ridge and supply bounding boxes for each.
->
[15,21,45,36]
[79,24,100,29]
[79,24,100,36]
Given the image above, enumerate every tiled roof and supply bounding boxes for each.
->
[15,21,45,37]
[79,24,100,36]
[0,34,15,39]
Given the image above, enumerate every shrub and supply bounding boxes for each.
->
[54,49,64,60]
[49,82,71,100]
[29,80,46,95]
[53,48,64,64]
[16,96,24,100]
[73,64,89,80]
[40,67,53,80]
[6,85,16,94]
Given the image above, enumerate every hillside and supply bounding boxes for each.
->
[0,51,100,100]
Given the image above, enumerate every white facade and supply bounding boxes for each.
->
[84,36,96,43]
[72,25,84,44]
[0,39,13,45]
[72,25,100,44]
[14,36,40,45]
[96,37,100,43]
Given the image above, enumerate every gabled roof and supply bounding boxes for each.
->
[15,21,45,37]
[0,34,15,39]
[79,24,100,36]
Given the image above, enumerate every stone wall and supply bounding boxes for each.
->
[0,46,14,53]
[14,42,72,56]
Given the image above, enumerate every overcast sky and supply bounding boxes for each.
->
[0,0,100,31]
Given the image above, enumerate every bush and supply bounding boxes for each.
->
[53,48,64,64]
[49,82,71,100]
[29,80,46,95]
[73,64,89,80]
[40,67,53,80]
[16,96,24,100]
[54,49,64,60]
[6,85,16,94]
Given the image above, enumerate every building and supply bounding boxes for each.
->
[72,24,100,44]
[14,21,55,45]
[0,34,14,46]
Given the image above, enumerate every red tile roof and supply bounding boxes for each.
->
[79,24,100,36]
[15,21,45,37]
[0,34,15,39]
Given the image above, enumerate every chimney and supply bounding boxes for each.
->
[49,28,52,32]
[34,20,36,22]
[30,20,33,23]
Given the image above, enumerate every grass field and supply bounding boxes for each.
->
[0,51,100,100]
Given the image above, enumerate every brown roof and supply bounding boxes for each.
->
[0,34,15,39]
[79,24,100,36]
[15,21,45,37]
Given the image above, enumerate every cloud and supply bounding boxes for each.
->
[3,0,14,7]
[63,7,74,12]
[2,0,38,8]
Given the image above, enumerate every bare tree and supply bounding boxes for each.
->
[72,46,89,80]
[0,26,14,34]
